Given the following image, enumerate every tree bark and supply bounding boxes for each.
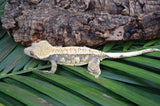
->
[1,0,160,46]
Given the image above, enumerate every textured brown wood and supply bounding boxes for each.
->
[1,0,160,46]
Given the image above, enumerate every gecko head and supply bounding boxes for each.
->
[24,40,53,59]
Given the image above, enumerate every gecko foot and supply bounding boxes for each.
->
[42,60,57,74]
[42,70,55,73]
[87,70,101,78]
[88,57,101,78]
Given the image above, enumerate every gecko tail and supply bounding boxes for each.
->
[104,48,160,59]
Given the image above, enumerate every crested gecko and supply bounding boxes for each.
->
[24,40,160,78]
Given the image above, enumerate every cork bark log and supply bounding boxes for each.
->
[1,0,160,46]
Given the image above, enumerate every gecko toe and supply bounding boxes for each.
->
[42,70,55,73]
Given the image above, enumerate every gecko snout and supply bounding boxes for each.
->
[24,47,33,56]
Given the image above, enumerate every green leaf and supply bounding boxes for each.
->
[0,0,6,6]
[12,56,31,72]
[3,78,65,106]
[0,36,17,62]
[101,68,150,87]
[144,51,160,58]
[0,97,13,106]
[0,45,25,74]
[23,59,39,70]
[0,82,53,106]
[0,1,6,10]
[63,66,160,106]
[0,30,6,38]
[122,56,160,70]
[56,68,129,102]
[143,39,160,48]
[0,103,5,106]
[10,75,93,106]
[101,60,160,85]
[103,42,115,52]
[123,41,134,51]
[0,92,25,106]
[33,71,128,106]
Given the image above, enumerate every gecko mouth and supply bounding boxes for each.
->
[24,48,30,56]
[24,47,41,59]
[24,48,36,58]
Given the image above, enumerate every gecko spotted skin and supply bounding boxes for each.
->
[24,40,160,78]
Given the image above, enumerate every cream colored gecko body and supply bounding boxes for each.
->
[24,40,160,78]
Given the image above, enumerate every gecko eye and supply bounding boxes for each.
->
[30,51,34,56]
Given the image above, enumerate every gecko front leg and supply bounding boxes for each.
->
[88,57,101,78]
[43,60,57,73]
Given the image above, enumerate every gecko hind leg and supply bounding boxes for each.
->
[87,57,101,78]
[43,60,57,73]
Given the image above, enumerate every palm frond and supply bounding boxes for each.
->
[0,1,160,105]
